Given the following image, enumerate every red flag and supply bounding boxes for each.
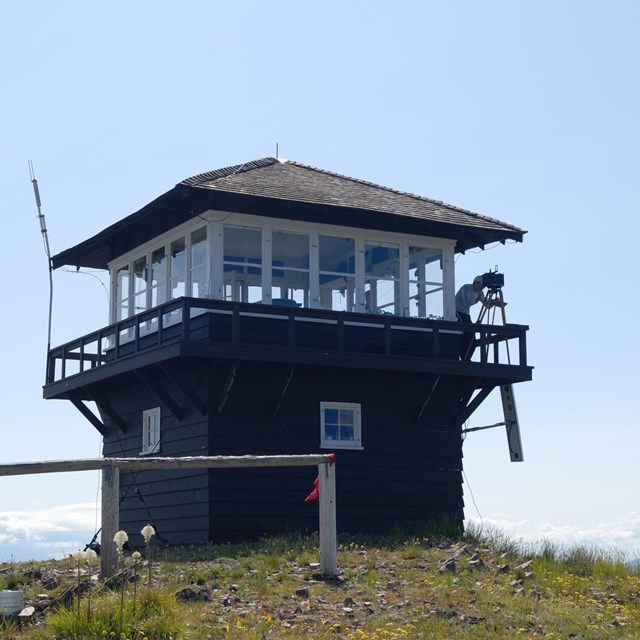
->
[304,453,335,502]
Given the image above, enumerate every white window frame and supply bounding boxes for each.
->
[108,221,209,324]
[320,401,363,450]
[141,407,161,455]
[108,211,457,322]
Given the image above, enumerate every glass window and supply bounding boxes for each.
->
[319,235,356,312]
[141,407,161,455]
[320,402,362,449]
[150,246,167,308]
[408,247,444,319]
[364,243,400,315]
[133,257,148,314]
[190,226,208,298]
[223,225,262,303]
[116,265,130,321]
[272,230,309,307]
[170,237,186,299]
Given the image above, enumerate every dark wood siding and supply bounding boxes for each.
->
[94,354,469,546]
[98,366,211,548]
[206,362,464,539]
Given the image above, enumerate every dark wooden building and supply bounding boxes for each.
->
[43,158,532,548]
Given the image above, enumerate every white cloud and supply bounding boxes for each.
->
[0,503,98,562]
[465,511,640,559]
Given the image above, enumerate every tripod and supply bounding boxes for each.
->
[475,287,510,364]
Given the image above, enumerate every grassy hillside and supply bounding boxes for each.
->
[1,528,639,639]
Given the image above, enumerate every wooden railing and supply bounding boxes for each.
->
[45,297,529,384]
[0,454,337,579]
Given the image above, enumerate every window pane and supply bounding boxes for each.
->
[272,230,309,307]
[340,424,355,441]
[324,423,338,440]
[116,266,130,320]
[339,409,354,425]
[365,244,400,315]
[324,408,339,424]
[319,235,356,311]
[133,257,147,313]
[223,226,262,303]
[408,247,443,319]
[151,247,167,307]
[191,227,208,298]
[170,237,186,299]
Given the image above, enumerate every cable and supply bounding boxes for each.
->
[60,267,110,305]
[462,466,484,537]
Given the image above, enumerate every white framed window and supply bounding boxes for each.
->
[141,407,161,455]
[320,402,362,450]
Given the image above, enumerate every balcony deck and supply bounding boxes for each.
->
[43,297,532,399]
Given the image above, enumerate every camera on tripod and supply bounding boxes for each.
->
[481,269,504,291]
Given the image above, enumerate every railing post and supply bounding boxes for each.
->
[100,461,120,579]
[318,460,337,577]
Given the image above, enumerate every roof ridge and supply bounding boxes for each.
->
[180,157,279,187]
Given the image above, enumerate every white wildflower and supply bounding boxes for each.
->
[84,548,98,562]
[113,530,128,553]
[141,524,156,544]
[131,550,141,560]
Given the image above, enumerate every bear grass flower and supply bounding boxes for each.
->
[141,524,155,544]
[114,530,128,555]
[141,524,156,584]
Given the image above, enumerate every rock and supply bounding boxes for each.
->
[175,586,212,603]
[295,587,310,598]
[496,564,510,574]
[229,584,239,591]
[468,557,486,570]
[344,596,355,607]
[439,558,457,573]
[514,560,533,572]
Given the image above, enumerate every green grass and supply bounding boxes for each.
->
[1,527,640,639]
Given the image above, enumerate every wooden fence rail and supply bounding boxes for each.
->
[0,454,337,578]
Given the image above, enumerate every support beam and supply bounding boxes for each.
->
[456,385,495,428]
[69,396,110,437]
[101,462,120,579]
[218,360,240,414]
[87,390,129,433]
[158,363,208,416]
[318,460,337,577]
[137,369,183,420]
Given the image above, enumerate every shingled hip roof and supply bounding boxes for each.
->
[51,157,526,269]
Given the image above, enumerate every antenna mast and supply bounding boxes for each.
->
[29,160,54,355]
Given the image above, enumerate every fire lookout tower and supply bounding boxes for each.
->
[43,158,532,548]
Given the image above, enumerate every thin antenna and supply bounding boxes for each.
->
[276,142,279,159]
[29,160,54,358]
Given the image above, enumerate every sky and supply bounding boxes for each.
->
[1,0,639,562]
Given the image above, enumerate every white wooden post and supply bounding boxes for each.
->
[318,460,337,576]
[101,462,120,579]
